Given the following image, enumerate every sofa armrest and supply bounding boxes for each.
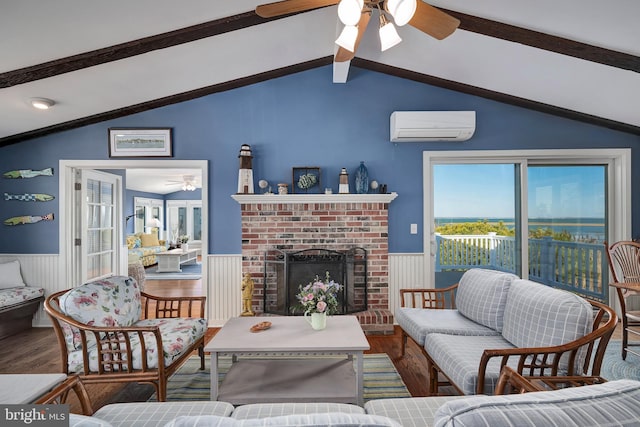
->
[141,293,206,319]
[399,284,457,309]
[477,300,617,395]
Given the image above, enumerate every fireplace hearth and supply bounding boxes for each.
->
[263,248,367,315]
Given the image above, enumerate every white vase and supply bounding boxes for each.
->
[304,311,327,330]
[182,243,189,252]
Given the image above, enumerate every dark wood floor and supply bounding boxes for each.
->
[0,276,437,413]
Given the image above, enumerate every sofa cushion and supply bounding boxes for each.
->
[231,403,365,419]
[166,413,402,427]
[93,402,234,427]
[502,279,593,371]
[0,286,44,308]
[365,396,467,427]
[433,379,640,427]
[70,413,115,427]
[395,308,499,346]
[67,317,207,373]
[141,233,160,247]
[424,333,516,395]
[126,235,141,249]
[0,260,26,289]
[455,268,517,332]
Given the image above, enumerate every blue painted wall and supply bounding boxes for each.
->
[1,65,638,254]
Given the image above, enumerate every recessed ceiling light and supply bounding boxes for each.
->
[30,98,55,110]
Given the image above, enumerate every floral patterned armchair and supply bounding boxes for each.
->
[44,276,206,401]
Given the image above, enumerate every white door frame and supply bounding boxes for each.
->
[59,159,209,296]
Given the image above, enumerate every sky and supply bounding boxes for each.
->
[433,164,605,219]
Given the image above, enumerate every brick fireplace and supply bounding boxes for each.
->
[232,193,397,334]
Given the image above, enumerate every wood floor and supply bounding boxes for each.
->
[0,276,436,413]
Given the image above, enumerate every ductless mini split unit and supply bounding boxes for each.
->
[390,111,476,142]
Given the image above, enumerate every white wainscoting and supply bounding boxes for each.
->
[206,254,243,326]
[0,252,427,329]
[0,254,60,327]
[388,253,427,319]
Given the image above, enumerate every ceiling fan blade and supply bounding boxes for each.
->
[334,11,371,62]
[256,0,339,18]
[408,1,460,40]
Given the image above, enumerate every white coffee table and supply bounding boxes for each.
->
[155,248,198,272]
[205,316,370,406]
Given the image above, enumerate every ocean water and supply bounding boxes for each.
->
[435,217,605,242]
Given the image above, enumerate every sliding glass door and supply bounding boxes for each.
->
[433,163,521,287]
[426,150,627,304]
[527,165,607,300]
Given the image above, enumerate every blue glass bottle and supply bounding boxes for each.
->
[354,161,369,194]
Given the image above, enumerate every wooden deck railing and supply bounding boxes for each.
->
[435,234,606,301]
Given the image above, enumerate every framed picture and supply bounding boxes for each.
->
[292,166,321,194]
[108,128,173,157]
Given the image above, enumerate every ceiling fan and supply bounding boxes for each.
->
[255,0,460,62]
[165,175,198,191]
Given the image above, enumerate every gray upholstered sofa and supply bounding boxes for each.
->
[396,268,618,395]
[67,378,640,426]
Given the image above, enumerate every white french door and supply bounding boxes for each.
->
[75,169,121,284]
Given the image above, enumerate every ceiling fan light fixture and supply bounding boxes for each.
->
[181,175,197,191]
[335,25,359,52]
[337,0,364,26]
[385,0,416,26]
[379,14,402,51]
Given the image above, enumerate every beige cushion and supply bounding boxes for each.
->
[140,233,159,247]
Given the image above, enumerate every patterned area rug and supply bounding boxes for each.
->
[144,262,201,280]
[149,353,411,403]
[601,340,640,381]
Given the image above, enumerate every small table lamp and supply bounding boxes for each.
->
[146,217,162,238]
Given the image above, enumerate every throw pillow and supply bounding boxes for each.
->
[140,233,160,247]
[0,260,26,289]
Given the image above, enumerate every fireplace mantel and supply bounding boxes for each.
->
[232,192,398,204]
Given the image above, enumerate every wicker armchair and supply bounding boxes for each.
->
[605,240,640,360]
[44,276,206,401]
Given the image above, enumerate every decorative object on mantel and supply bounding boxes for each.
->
[278,183,288,195]
[339,168,349,194]
[4,213,54,226]
[258,179,273,194]
[379,184,387,194]
[241,273,256,317]
[237,144,254,194]
[354,161,369,194]
[3,167,53,179]
[292,167,321,194]
[4,193,54,202]
[370,180,379,192]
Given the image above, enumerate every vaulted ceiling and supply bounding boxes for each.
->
[2,0,639,147]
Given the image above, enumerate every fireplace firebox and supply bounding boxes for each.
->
[263,248,367,315]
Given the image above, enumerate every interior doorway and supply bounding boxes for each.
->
[58,160,208,307]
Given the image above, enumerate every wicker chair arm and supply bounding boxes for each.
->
[399,284,458,309]
[477,302,617,394]
[140,293,206,318]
